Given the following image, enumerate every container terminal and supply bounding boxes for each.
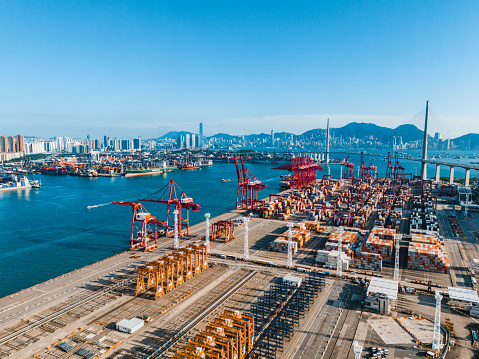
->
[1,152,479,359]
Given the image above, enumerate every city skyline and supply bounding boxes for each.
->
[1,1,478,139]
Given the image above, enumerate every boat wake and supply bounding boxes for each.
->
[86,203,111,210]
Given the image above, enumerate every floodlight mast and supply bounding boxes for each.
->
[337,226,344,277]
[287,222,293,269]
[244,217,249,261]
[205,213,210,254]
[432,291,443,352]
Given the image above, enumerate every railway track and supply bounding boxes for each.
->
[0,277,134,348]
[146,270,259,359]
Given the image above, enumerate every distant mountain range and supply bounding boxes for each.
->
[159,123,478,145]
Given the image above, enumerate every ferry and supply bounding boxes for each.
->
[0,175,41,192]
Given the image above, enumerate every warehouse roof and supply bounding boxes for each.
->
[117,317,144,330]
[447,287,479,304]
[367,277,398,300]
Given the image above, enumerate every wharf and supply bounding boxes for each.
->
[1,180,479,359]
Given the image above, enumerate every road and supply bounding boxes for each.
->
[280,281,346,359]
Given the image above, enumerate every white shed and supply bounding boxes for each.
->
[116,318,144,334]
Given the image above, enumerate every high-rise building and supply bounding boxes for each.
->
[133,137,141,150]
[104,136,110,149]
[271,130,274,146]
[177,135,184,149]
[16,134,25,152]
[0,136,7,152]
[8,136,16,153]
[185,133,191,148]
[434,132,441,140]
[199,123,203,148]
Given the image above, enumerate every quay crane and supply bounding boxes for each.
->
[234,155,266,209]
[139,179,200,237]
[359,152,369,179]
[273,156,322,189]
[111,201,164,252]
[393,152,405,179]
[386,152,394,179]
[343,156,354,179]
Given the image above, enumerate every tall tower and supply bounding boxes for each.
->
[394,234,401,282]
[244,217,249,261]
[421,101,429,180]
[337,226,343,277]
[287,222,293,268]
[326,118,330,164]
[432,291,443,352]
[271,129,274,147]
[205,213,210,254]
[199,122,203,148]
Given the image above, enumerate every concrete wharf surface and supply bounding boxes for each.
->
[1,182,479,358]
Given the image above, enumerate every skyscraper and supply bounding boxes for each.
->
[133,137,141,150]
[199,123,203,148]
[16,134,25,152]
[271,129,274,147]
[0,136,7,153]
[8,136,16,153]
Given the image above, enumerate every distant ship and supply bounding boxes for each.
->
[125,165,177,177]
[222,179,230,183]
[0,175,41,192]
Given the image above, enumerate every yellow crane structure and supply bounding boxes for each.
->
[135,245,208,299]
[173,310,254,359]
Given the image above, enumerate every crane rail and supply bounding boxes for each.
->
[0,277,134,347]
[146,270,258,359]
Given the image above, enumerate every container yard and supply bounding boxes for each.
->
[2,160,479,359]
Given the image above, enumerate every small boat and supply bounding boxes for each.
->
[222,179,230,183]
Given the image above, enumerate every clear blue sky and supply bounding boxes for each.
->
[0,1,478,139]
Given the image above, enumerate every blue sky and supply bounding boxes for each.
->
[0,1,478,139]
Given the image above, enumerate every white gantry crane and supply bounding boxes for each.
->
[244,217,249,261]
[287,222,293,269]
[173,209,179,250]
[353,340,363,359]
[432,291,443,352]
[394,234,402,282]
[337,226,344,277]
[204,213,210,254]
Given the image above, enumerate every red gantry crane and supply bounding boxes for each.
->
[139,179,200,237]
[111,201,164,252]
[359,152,369,179]
[386,152,394,179]
[393,152,404,179]
[273,156,322,189]
[234,155,267,209]
[343,156,354,179]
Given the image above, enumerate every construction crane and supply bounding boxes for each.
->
[273,156,322,188]
[112,201,164,251]
[234,155,267,209]
[393,152,404,179]
[343,156,354,179]
[139,179,200,237]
